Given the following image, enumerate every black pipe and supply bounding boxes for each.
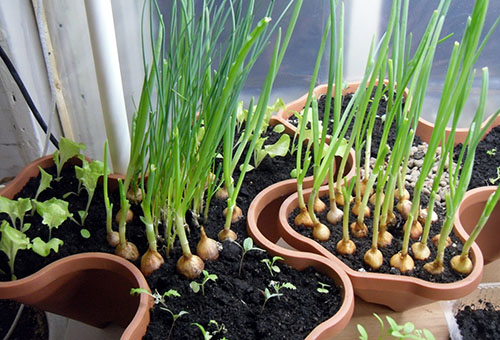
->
[0,43,59,149]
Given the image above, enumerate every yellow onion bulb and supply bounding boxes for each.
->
[115,241,139,261]
[197,227,220,261]
[177,254,204,279]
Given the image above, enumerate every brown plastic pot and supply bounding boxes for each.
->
[247,179,354,339]
[0,155,151,340]
[277,184,484,312]
[455,186,500,265]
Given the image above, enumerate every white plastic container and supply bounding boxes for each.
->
[441,282,500,340]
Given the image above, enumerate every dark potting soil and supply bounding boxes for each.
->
[0,127,343,339]
[454,125,500,190]
[455,302,500,340]
[0,300,48,340]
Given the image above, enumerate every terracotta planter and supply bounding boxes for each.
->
[455,186,500,264]
[0,155,151,340]
[0,253,151,340]
[416,114,500,146]
[277,184,484,312]
[247,179,354,339]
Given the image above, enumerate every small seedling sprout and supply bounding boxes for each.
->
[489,166,500,185]
[131,288,185,340]
[192,320,227,340]
[261,256,284,276]
[260,281,296,312]
[486,148,496,156]
[74,158,104,227]
[316,281,330,294]
[34,166,52,201]
[357,313,435,340]
[32,198,72,240]
[233,237,265,277]
[190,270,217,296]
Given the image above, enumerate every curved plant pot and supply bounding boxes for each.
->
[247,179,354,339]
[455,186,500,264]
[0,155,151,339]
[0,253,151,340]
[416,114,500,146]
[277,184,484,312]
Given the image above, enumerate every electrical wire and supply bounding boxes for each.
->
[0,43,59,149]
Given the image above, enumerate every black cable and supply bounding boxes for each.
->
[0,43,59,149]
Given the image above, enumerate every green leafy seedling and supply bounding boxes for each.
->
[233,237,265,277]
[0,197,32,231]
[53,137,85,181]
[249,134,291,171]
[192,320,227,340]
[32,198,73,240]
[34,166,53,201]
[486,148,496,156]
[0,221,31,280]
[260,281,296,312]
[131,288,185,340]
[31,237,64,257]
[489,166,500,185]
[74,159,104,226]
[357,313,435,340]
[190,270,217,296]
[261,256,284,276]
[317,281,331,294]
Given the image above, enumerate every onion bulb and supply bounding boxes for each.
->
[395,187,410,201]
[197,227,220,261]
[352,200,370,217]
[218,229,237,242]
[327,207,343,225]
[418,208,438,225]
[223,206,243,223]
[313,197,326,213]
[364,248,383,270]
[423,259,444,275]
[396,200,412,220]
[177,254,204,279]
[411,242,430,260]
[350,221,368,238]
[377,230,393,248]
[403,219,422,240]
[312,222,330,241]
[215,186,228,200]
[107,231,120,247]
[115,208,133,224]
[141,248,164,277]
[390,252,414,273]
[359,178,374,197]
[115,241,139,261]
[127,187,143,203]
[294,208,314,227]
[431,234,451,248]
[369,192,384,206]
[450,254,473,275]
[336,238,356,255]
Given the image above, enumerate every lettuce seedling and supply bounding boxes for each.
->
[260,281,296,312]
[53,137,85,181]
[316,281,331,294]
[32,198,72,240]
[74,158,104,228]
[190,270,217,296]
[261,256,284,276]
[31,237,64,257]
[0,221,31,280]
[248,132,290,171]
[0,197,32,232]
[131,288,186,340]
[34,166,53,201]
